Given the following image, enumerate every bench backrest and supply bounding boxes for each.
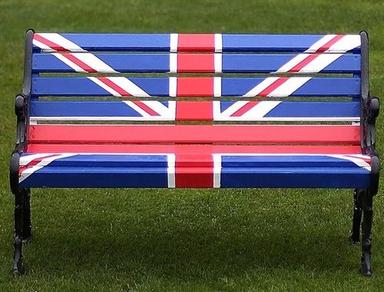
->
[26,32,364,149]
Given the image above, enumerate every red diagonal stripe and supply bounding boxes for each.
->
[61,52,97,73]
[230,35,345,117]
[289,35,345,72]
[97,77,160,116]
[34,34,69,51]
[316,34,344,53]
[19,154,58,175]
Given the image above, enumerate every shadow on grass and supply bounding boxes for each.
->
[23,202,358,280]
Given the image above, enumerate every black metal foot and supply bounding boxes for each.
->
[13,236,25,276]
[361,247,372,277]
[360,189,374,277]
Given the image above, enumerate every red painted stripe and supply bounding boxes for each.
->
[178,34,215,52]
[177,54,214,72]
[230,35,345,116]
[177,77,213,97]
[175,101,213,121]
[26,144,363,155]
[34,34,69,51]
[34,35,97,73]
[316,35,344,53]
[96,77,159,116]
[175,152,213,188]
[231,78,289,117]
[28,125,360,145]
[19,154,58,175]
[289,35,344,72]
[289,54,318,73]
[61,53,97,73]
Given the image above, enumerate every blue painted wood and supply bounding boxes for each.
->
[32,77,361,97]
[33,34,360,53]
[30,100,360,120]
[32,53,361,73]
[19,154,370,188]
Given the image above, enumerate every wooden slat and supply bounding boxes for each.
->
[28,125,360,145]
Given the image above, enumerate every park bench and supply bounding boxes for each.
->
[10,30,380,276]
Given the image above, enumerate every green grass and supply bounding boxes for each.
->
[1,0,384,290]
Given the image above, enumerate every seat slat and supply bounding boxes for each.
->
[28,125,360,145]
[32,76,360,97]
[33,33,360,53]
[18,152,370,189]
[33,53,360,73]
[26,144,364,155]
[30,100,360,122]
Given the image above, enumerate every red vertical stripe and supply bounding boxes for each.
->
[177,53,215,72]
[175,101,213,121]
[175,151,214,188]
[178,34,215,52]
[177,77,214,97]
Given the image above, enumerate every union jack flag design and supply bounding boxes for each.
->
[23,32,370,189]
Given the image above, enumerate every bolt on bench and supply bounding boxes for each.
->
[10,30,380,276]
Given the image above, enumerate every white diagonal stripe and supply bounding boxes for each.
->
[52,53,86,72]
[19,153,76,183]
[72,53,117,73]
[104,77,150,97]
[267,77,311,97]
[87,77,121,96]
[36,33,86,52]
[242,77,279,98]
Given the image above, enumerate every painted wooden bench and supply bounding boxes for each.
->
[10,30,380,276]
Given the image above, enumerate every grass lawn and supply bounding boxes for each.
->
[1,0,384,290]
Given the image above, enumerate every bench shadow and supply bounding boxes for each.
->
[25,189,359,281]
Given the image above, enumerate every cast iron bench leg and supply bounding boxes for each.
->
[22,189,32,242]
[12,188,27,275]
[350,189,363,244]
[360,189,374,277]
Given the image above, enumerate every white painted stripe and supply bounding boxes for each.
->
[52,53,85,72]
[169,77,177,97]
[167,154,176,188]
[305,34,337,53]
[169,53,177,73]
[328,35,360,53]
[219,100,250,117]
[213,154,221,188]
[19,153,76,183]
[36,33,86,52]
[214,53,222,73]
[19,153,56,166]
[267,77,311,97]
[106,77,150,97]
[298,54,341,73]
[73,53,117,73]
[329,155,371,171]
[214,77,222,97]
[170,33,178,53]
[241,101,281,119]
[32,39,53,51]
[87,77,121,96]
[275,53,309,73]
[243,77,279,97]
[214,33,222,53]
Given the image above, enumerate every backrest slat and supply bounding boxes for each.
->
[33,53,360,74]
[29,101,360,122]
